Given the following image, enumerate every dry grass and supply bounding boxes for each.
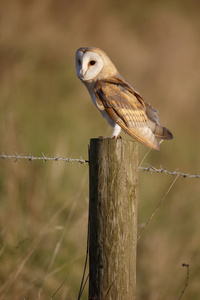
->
[0,0,200,299]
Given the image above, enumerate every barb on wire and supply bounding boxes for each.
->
[0,153,89,164]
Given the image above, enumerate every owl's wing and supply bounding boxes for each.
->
[94,77,162,150]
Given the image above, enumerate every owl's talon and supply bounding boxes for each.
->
[111,136,122,139]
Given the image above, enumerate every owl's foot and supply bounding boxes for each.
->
[111,135,122,139]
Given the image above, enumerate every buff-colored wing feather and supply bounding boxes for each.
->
[94,77,160,150]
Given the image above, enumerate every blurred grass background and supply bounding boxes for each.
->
[0,0,200,299]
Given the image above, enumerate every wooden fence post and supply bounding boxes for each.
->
[88,138,138,300]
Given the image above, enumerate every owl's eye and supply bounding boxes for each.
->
[89,60,96,66]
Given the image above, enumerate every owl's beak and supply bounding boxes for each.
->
[79,69,88,81]
[79,70,84,80]
[78,73,83,80]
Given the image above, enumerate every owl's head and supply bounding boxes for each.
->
[75,47,118,82]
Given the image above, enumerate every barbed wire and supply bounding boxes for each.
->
[0,153,89,164]
[0,153,200,179]
[139,165,200,178]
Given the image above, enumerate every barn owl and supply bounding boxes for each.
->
[75,47,173,150]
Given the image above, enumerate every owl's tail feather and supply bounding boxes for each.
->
[148,121,173,140]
